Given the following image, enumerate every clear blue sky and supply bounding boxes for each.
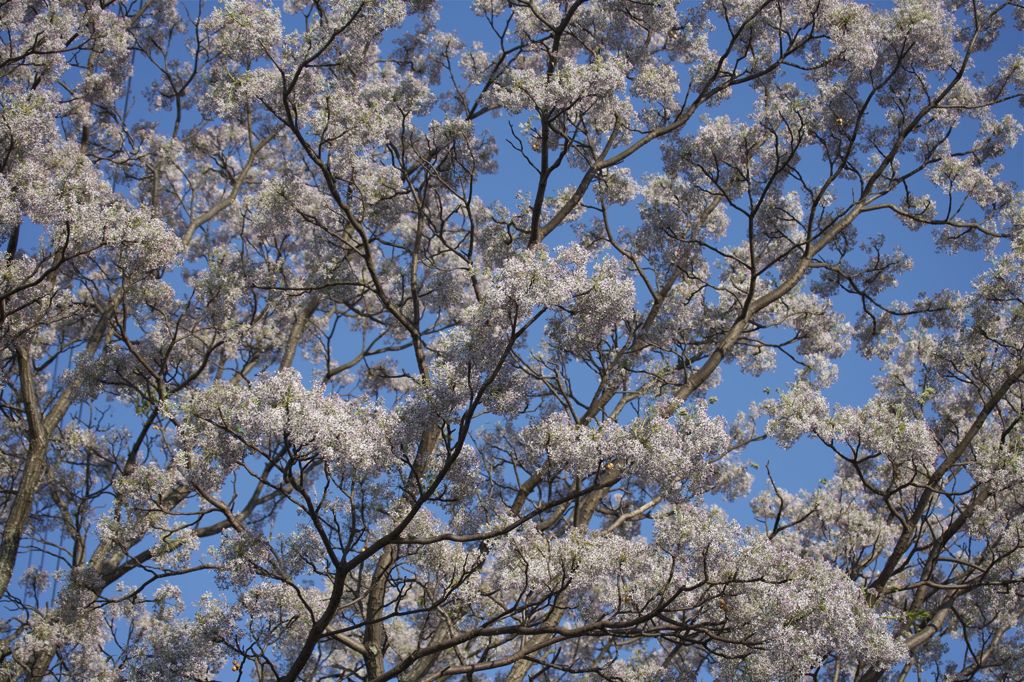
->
[19,1,1020,673]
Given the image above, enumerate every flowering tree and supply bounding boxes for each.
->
[0,0,1022,679]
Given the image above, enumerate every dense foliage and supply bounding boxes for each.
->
[1,0,1022,679]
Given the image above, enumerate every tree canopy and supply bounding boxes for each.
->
[0,0,1022,679]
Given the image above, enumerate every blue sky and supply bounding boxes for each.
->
[12,1,1021,676]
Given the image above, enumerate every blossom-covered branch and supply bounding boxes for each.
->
[0,0,1021,680]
